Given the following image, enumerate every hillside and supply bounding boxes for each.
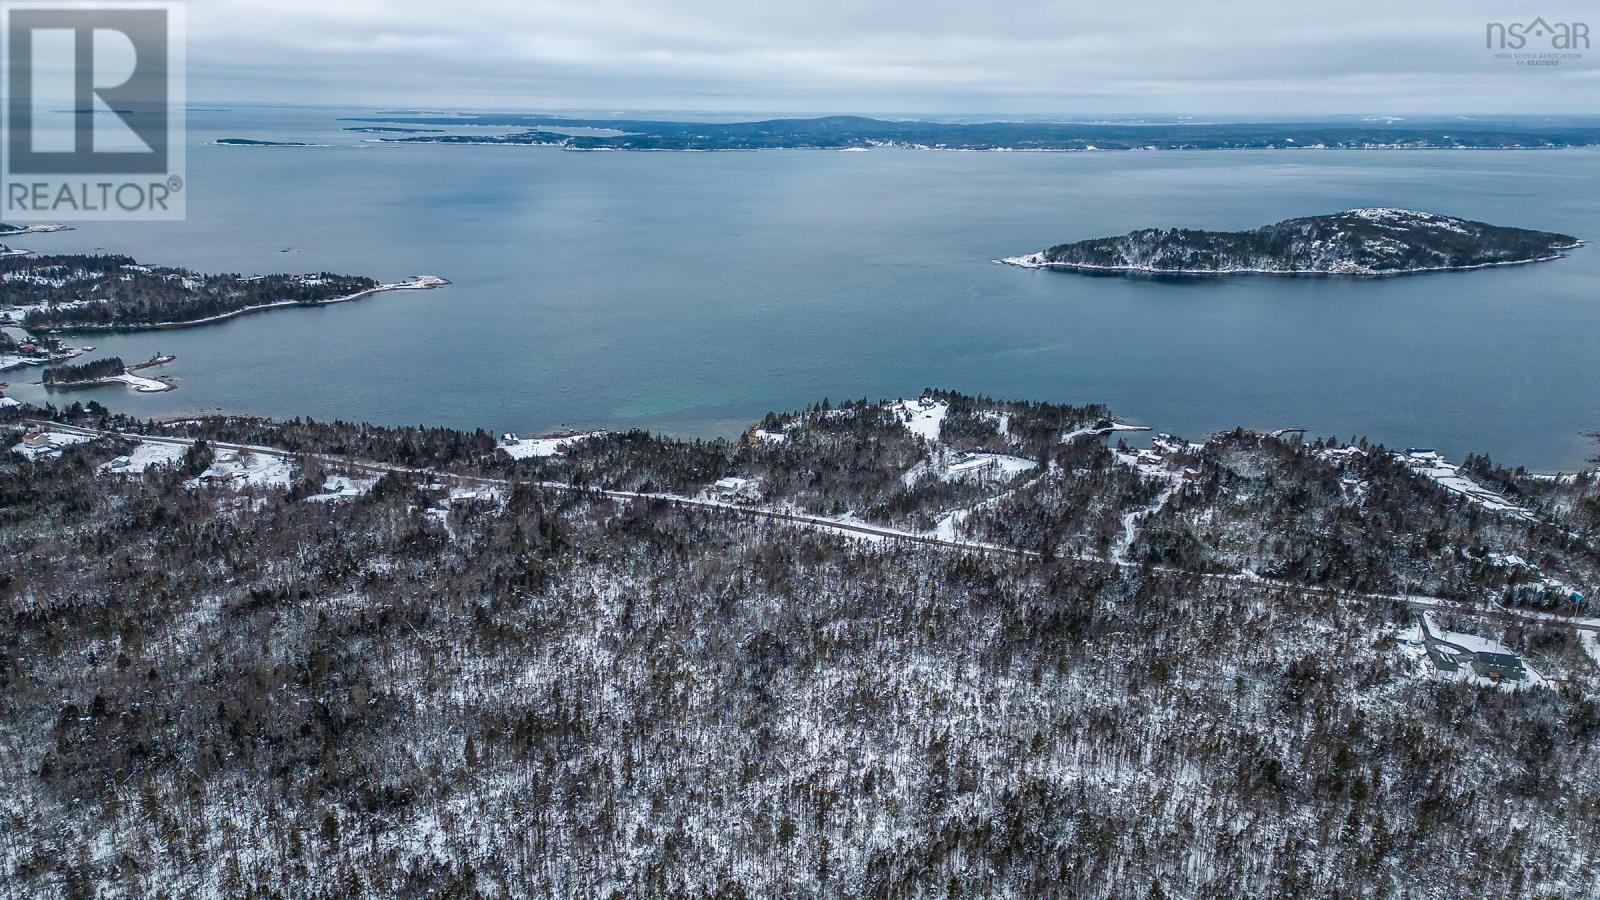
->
[4,393,1600,895]
[1004,209,1581,275]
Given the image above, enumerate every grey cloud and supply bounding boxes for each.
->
[185,0,1600,113]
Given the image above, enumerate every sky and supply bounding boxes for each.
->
[184,0,1599,115]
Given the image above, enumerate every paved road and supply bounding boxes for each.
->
[25,418,1600,635]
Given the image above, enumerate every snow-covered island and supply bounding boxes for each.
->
[1001,209,1582,276]
[0,222,71,236]
[41,356,174,392]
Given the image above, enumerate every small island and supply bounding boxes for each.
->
[215,138,317,147]
[0,222,70,236]
[4,252,447,330]
[1001,209,1582,276]
[41,356,172,392]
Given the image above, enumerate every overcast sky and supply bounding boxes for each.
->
[188,0,1599,115]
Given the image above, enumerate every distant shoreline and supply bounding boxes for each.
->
[373,140,1600,155]
[344,113,1600,153]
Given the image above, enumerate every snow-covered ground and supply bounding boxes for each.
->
[1061,421,1150,443]
[0,346,87,371]
[1582,633,1600,670]
[447,485,506,505]
[108,372,173,392]
[905,449,1038,488]
[99,441,187,474]
[1487,552,1584,600]
[8,429,95,460]
[1110,448,1187,563]
[187,449,296,490]
[1400,450,1532,520]
[891,398,947,442]
[498,430,607,459]
[305,474,379,502]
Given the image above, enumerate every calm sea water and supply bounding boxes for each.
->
[8,107,1599,470]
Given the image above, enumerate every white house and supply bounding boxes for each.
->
[712,476,760,502]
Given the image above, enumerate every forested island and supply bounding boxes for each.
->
[37,356,174,392]
[1003,209,1582,275]
[3,389,1600,895]
[341,112,1600,152]
[0,222,69,236]
[215,138,317,147]
[41,356,125,386]
[3,252,445,330]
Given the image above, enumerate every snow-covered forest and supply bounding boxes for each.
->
[4,392,1600,896]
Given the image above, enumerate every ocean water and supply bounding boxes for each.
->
[7,107,1599,470]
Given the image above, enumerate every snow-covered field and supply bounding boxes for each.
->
[100,441,187,474]
[891,398,947,442]
[7,429,94,460]
[187,449,296,490]
[498,430,607,459]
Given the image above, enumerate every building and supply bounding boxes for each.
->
[712,476,760,502]
[1471,651,1527,682]
[1419,615,1526,682]
[21,432,50,449]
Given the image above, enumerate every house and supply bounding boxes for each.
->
[21,431,50,449]
[712,476,760,502]
[1471,651,1527,682]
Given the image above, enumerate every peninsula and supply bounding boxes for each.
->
[4,252,446,330]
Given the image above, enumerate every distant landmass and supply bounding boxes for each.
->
[338,113,1600,152]
[341,126,444,134]
[216,138,316,147]
[1001,209,1582,276]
